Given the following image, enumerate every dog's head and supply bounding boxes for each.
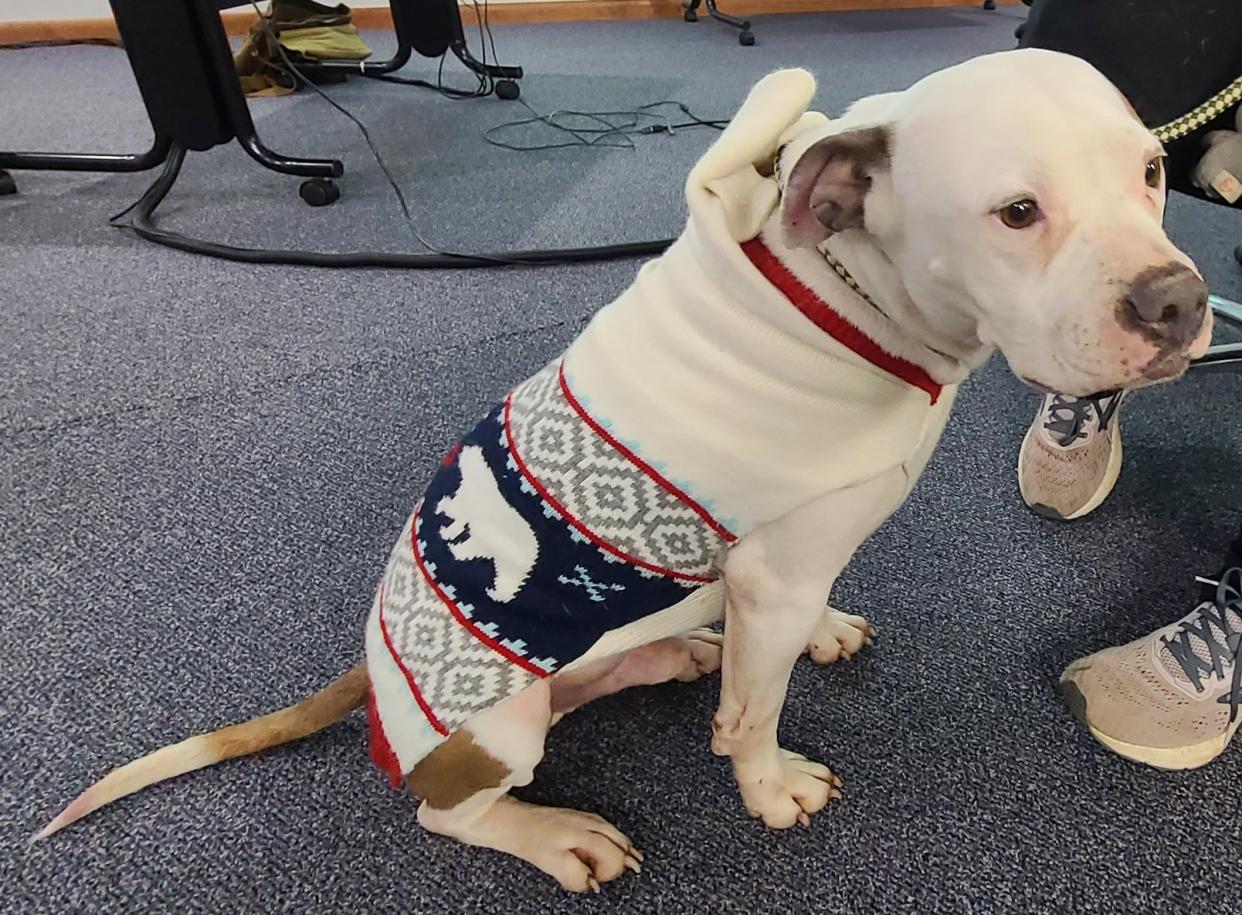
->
[779,49,1212,395]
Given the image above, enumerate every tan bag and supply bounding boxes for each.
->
[234,0,373,98]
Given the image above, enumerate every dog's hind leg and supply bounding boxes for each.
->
[549,629,724,715]
[409,679,643,893]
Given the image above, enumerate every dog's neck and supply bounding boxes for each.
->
[758,216,987,387]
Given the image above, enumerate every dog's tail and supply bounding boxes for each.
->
[32,662,369,842]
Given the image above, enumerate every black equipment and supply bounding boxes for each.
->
[0,0,523,204]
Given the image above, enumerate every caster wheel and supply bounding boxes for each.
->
[983,0,996,8]
[684,9,698,21]
[299,177,340,207]
[739,30,755,46]
[0,170,15,196]
[495,79,520,101]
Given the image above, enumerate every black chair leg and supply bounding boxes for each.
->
[1190,343,1242,373]
[683,0,753,45]
[1212,295,1242,329]
[1191,296,1242,374]
[0,133,172,176]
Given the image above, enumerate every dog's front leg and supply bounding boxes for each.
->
[712,468,905,828]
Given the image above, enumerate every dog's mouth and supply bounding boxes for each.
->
[1138,350,1192,384]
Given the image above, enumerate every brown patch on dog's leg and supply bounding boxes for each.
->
[407,730,512,811]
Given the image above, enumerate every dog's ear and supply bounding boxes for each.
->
[780,126,891,248]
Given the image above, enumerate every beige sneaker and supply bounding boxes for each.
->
[1017,391,1125,520]
[1060,569,1242,770]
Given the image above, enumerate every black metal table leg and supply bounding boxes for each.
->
[1211,295,1242,328]
[1190,343,1242,373]
[235,130,343,178]
[0,134,172,174]
[684,0,754,45]
[198,0,343,179]
[446,6,522,81]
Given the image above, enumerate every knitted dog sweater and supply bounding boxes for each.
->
[365,70,970,785]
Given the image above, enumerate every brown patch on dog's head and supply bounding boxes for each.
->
[780,126,891,247]
[406,730,510,810]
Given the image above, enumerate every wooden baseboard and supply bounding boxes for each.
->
[1,1,1019,44]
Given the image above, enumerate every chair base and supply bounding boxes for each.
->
[1191,296,1242,374]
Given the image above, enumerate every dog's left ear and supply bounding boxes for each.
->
[780,126,891,248]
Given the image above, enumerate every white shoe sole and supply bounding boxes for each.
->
[1084,715,1242,770]
[1018,419,1123,521]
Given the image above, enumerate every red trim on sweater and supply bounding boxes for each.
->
[740,237,943,405]
[503,394,718,583]
[377,583,451,737]
[367,689,404,788]
[409,516,554,677]
[557,362,737,543]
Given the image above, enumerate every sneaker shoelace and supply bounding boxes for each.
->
[1160,568,1242,721]
[1043,391,1124,447]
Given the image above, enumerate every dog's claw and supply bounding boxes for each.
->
[629,846,644,863]
[588,877,601,894]
[624,855,642,875]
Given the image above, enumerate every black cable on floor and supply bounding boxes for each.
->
[114,144,676,269]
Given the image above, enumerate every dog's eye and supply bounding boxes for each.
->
[1145,157,1164,188]
[998,198,1040,230]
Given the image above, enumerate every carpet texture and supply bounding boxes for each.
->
[2,7,1242,913]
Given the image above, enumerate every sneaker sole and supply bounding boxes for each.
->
[1018,420,1123,521]
[1061,679,1240,770]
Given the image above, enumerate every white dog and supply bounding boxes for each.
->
[36,50,1212,892]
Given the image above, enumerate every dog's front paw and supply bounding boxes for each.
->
[737,749,843,829]
[523,808,644,893]
[806,607,875,664]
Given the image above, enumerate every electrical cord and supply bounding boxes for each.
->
[120,143,674,268]
[106,1,719,269]
[485,99,727,152]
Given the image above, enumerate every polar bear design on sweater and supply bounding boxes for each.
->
[437,444,539,603]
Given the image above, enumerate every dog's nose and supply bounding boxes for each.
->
[1120,265,1208,347]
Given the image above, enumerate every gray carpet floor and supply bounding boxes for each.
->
[3,7,1242,913]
